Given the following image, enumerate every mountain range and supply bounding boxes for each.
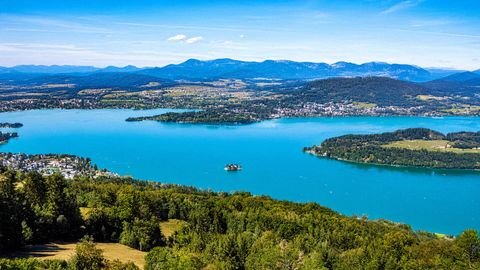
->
[0,59,476,82]
[421,71,480,96]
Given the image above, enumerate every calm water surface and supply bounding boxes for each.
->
[0,109,479,235]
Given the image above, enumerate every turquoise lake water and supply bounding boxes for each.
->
[0,109,479,235]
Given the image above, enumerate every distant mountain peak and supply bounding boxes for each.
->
[363,61,388,65]
[331,61,355,68]
[440,71,480,82]
[180,59,206,66]
[100,65,140,72]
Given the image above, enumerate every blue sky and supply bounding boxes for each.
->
[0,0,479,69]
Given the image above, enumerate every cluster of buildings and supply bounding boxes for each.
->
[0,153,118,179]
[272,102,428,117]
[0,98,103,112]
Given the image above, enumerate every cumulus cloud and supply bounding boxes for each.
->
[185,36,204,44]
[167,34,187,42]
[381,0,423,15]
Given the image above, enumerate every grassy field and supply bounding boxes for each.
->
[442,105,480,114]
[353,101,376,109]
[383,140,480,154]
[8,242,147,268]
[6,219,187,268]
[416,94,447,101]
[160,219,186,238]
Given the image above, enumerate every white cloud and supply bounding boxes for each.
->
[167,34,187,42]
[239,34,245,38]
[381,0,423,15]
[185,36,204,44]
[167,34,203,44]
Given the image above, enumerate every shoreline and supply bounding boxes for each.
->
[0,149,460,237]
[306,150,480,173]
[1,107,480,123]
[1,111,478,235]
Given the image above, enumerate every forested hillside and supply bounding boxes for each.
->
[292,77,429,107]
[1,168,479,269]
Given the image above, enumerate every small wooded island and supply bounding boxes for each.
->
[0,122,23,128]
[304,128,480,170]
[126,109,259,125]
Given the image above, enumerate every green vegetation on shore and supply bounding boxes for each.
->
[305,128,480,170]
[1,167,480,269]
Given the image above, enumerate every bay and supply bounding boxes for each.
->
[0,108,479,235]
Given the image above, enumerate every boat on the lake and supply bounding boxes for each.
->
[224,164,242,171]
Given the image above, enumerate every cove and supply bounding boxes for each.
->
[0,108,479,235]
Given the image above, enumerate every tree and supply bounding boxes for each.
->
[246,240,303,270]
[0,171,23,252]
[145,247,201,270]
[69,236,105,270]
[120,218,164,251]
[106,260,140,270]
[45,173,82,239]
[23,171,47,205]
[457,230,480,268]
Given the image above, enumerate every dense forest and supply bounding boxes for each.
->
[1,168,479,269]
[289,77,430,107]
[447,131,480,149]
[305,128,480,170]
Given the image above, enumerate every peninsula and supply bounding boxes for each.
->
[126,109,259,125]
[305,128,480,170]
[0,131,18,143]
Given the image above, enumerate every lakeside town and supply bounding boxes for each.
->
[0,153,118,179]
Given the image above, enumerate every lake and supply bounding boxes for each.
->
[0,108,479,235]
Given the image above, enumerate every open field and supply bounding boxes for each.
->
[383,139,480,154]
[160,219,186,238]
[442,105,480,114]
[8,242,147,268]
[353,101,377,109]
[5,219,187,268]
[416,94,447,101]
